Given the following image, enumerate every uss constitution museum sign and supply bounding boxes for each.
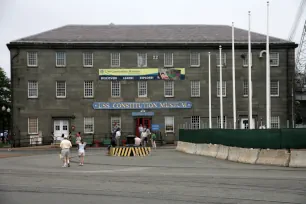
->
[92,101,192,110]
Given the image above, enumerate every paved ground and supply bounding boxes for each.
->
[0,147,306,204]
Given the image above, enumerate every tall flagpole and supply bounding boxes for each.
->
[248,11,253,129]
[219,45,224,129]
[232,22,237,129]
[266,1,271,129]
[208,52,212,128]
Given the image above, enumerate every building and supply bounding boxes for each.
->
[7,24,297,144]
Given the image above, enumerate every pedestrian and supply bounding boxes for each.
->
[78,139,86,166]
[76,132,81,145]
[60,134,72,168]
[134,135,141,147]
[151,131,157,150]
[141,130,148,147]
[115,128,121,146]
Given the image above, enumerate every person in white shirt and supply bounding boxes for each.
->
[134,136,141,147]
[78,139,86,166]
[138,124,143,135]
[115,128,121,146]
[60,134,72,168]
[141,131,148,147]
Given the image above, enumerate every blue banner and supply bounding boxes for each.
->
[132,112,155,116]
[92,101,192,110]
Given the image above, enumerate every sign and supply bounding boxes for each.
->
[99,68,185,80]
[151,124,160,131]
[93,101,192,110]
[132,112,155,117]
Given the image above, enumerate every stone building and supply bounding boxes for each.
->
[7,24,297,144]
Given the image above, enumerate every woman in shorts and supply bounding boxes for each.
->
[78,139,86,166]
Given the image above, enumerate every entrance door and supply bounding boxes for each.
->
[240,118,255,129]
[135,118,151,137]
[54,120,69,141]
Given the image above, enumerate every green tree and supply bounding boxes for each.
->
[0,67,11,108]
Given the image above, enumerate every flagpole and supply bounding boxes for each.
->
[208,52,212,128]
[266,1,271,129]
[232,22,237,129]
[248,11,253,129]
[219,45,224,129]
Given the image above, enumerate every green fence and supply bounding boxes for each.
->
[179,129,306,149]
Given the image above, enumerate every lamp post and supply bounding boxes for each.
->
[2,106,11,143]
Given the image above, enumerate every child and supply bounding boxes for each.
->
[78,139,86,166]
[151,132,157,150]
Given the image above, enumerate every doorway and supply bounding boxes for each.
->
[54,120,69,141]
[135,118,151,137]
[240,118,255,129]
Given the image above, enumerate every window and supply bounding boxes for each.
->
[217,116,227,128]
[271,80,279,97]
[111,117,121,131]
[56,52,66,67]
[164,81,174,97]
[165,116,174,132]
[28,117,38,134]
[242,53,252,67]
[271,116,280,128]
[111,81,120,97]
[28,81,38,98]
[270,52,279,67]
[111,53,120,67]
[191,81,200,97]
[216,53,226,67]
[190,52,200,67]
[84,117,94,133]
[138,81,147,97]
[191,116,200,129]
[217,81,226,97]
[56,81,66,98]
[137,53,147,67]
[164,52,173,67]
[83,52,93,67]
[27,52,38,67]
[84,81,94,98]
[243,80,248,97]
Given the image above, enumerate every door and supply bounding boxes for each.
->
[54,120,69,141]
[240,118,255,129]
[135,118,151,137]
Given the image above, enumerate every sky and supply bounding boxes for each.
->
[0,0,305,77]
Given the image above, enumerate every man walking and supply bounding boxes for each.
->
[60,134,72,167]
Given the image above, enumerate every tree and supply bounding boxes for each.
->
[0,67,11,108]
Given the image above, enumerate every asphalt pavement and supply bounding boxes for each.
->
[0,147,306,204]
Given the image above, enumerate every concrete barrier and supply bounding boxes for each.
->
[289,150,306,167]
[256,149,290,167]
[176,141,184,152]
[228,147,241,162]
[185,143,197,154]
[216,145,229,160]
[237,148,260,164]
[199,144,219,157]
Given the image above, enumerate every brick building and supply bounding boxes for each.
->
[7,24,297,144]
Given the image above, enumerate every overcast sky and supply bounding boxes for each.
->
[0,0,305,77]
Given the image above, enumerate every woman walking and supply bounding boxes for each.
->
[78,139,86,166]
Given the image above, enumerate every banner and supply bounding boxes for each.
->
[99,68,185,80]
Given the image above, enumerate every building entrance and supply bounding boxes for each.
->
[135,118,151,137]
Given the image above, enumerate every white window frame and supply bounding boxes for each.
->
[83,52,93,67]
[137,53,147,67]
[270,80,279,97]
[28,117,38,134]
[56,52,66,67]
[111,53,120,67]
[164,53,173,67]
[190,52,200,67]
[191,80,200,97]
[111,81,121,97]
[164,81,174,97]
[28,81,38,98]
[84,117,94,133]
[191,116,200,129]
[27,52,38,67]
[242,53,253,67]
[270,52,279,67]
[84,81,94,98]
[111,117,121,131]
[217,81,226,97]
[138,81,147,98]
[165,116,175,133]
[56,81,66,98]
[243,80,248,97]
[216,53,226,67]
[217,116,227,129]
[271,116,280,129]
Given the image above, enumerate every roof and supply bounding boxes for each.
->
[10,24,292,44]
